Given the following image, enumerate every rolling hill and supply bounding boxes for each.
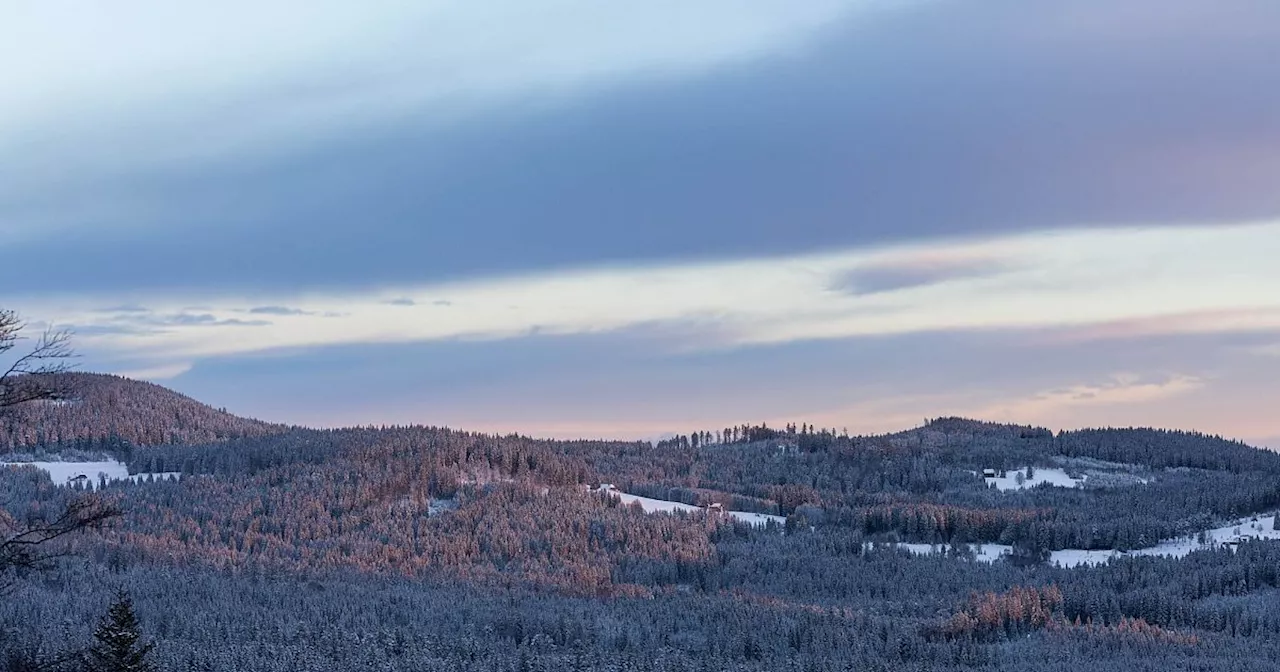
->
[6,378,1280,670]
[0,372,286,452]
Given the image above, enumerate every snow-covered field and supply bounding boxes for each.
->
[1125,515,1280,560]
[608,488,701,514]
[597,486,786,527]
[1,460,181,490]
[887,514,1280,568]
[890,542,1104,568]
[983,467,1085,491]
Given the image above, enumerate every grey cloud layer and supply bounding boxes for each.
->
[5,1,1279,443]
[247,306,315,316]
[3,0,1279,295]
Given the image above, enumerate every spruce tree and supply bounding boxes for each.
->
[85,592,155,672]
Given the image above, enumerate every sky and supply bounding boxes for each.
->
[3,0,1279,447]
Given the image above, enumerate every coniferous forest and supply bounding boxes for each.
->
[5,375,1280,670]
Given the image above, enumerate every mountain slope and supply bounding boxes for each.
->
[0,372,285,451]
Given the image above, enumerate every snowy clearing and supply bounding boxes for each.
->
[983,467,1085,491]
[1124,515,1280,560]
[596,485,786,527]
[427,497,459,517]
[1,460,181,490]
[608,488,701,515]
[885,514,1280,568]
[891,543,1110,568]
[726,510,788,527]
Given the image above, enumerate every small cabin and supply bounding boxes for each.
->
[707,502,724,512]
[982,469,997,478]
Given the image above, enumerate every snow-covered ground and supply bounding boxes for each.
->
[608,488,701,514]
[427,497,458,517]
[890,542,1158,568]
[1047,549,1118,567]
[887,542,1015,564]
[726,510,788,526]
[885,514,1280,568]
[1125,515,1280,560]
[1,460,180,490]
[983,467,1085,491]
[596,486,786,527]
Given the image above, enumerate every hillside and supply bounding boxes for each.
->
[0,372,285,452]
[7,394,1280,669]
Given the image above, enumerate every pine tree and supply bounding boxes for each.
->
[85,592,155,672]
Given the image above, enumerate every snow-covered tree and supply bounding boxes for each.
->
[84,592,155,672]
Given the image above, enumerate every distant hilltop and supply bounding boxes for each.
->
[0,372,288,452]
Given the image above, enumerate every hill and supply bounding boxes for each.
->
[7,393,1280,669]
[0,372,285,452]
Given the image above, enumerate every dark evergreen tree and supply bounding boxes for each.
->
[85,593,154,672]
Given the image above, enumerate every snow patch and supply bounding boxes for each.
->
[882,514,1280,568]
[1126,515,1280,560]
[595,486,785,527]
[610,489,701,515]
[983,467,1084,491]
[1047,549,1118,567]
[885,542,1013,563]
[2,460,180,490]
[427,498,458,517]
[727,510,787,527]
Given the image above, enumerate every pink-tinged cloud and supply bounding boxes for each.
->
[1037,308,1280,344]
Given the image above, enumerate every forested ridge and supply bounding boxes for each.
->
[4,380,1280,670]
[0,373,287,452]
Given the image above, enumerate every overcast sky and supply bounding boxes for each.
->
[4,0,1279,447]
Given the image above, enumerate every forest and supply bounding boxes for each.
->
[4,374,1280,670]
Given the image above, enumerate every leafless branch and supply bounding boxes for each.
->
[0,308,109,597]
[0,495,121,593]
[0,310,77,410]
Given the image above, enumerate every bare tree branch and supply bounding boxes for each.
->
[0,310,77,410]
[0,309,113,596]
[0,495,121,593]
